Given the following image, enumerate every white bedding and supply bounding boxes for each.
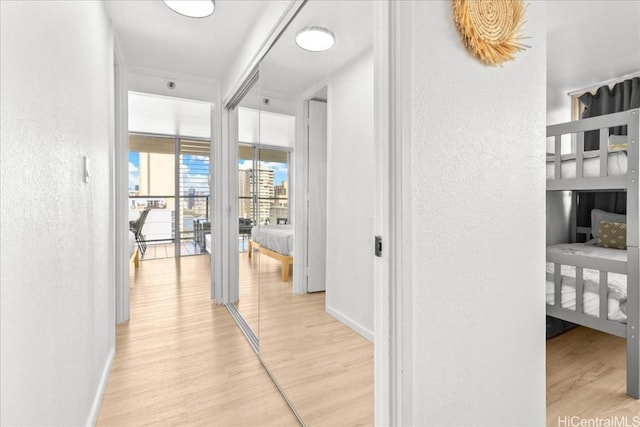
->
[251,224,294,256]
[546,151,628,180]
[546,243,627,322]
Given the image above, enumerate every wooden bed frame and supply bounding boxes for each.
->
[547,108,640,398]
[131,245,140,268]
[248,239,292,282]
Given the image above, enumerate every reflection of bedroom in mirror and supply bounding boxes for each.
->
[232,77,296,343]
[228,0,376,425]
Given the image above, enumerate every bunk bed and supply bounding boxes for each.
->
[248,224,294,281]
[546,108,640,398]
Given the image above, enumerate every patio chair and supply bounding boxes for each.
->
[130,208,150,255]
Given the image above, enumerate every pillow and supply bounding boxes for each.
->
[597,220,627,249]
[609,134,628,152]
[591,209,626,238]
[584,238,598,246]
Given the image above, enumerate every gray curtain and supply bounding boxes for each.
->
[575,77,640,230]
[579,77,640,151]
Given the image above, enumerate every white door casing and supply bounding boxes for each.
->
[306,99,328,293]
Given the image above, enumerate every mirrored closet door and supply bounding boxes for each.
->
[234,82,263,339]
[255,1,376,425]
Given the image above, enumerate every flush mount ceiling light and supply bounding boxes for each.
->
[295,27,335,52]
[163,0,215,18]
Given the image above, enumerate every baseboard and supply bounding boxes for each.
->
[326,306,374,343]
[86,346,115,427]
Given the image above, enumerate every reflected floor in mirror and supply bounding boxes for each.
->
[237,251,259,335]
[97,256,298,427]
[253,255,374,426]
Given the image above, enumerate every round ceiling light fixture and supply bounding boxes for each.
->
[163,0,215,18]
[295,27,335,52]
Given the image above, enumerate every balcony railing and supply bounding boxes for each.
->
[129,195,210,255]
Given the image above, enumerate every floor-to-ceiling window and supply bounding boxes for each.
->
[129,134,211,259]
[128,91,213,261]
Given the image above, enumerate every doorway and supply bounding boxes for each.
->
[127,91,212,261]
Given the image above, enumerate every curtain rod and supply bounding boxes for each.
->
[567,71,640,96]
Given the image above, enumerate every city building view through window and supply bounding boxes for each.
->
[129,135,210,257]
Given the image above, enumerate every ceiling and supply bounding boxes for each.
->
[547,1,640,110]
[259,0,373,101]
[108,1,640,126]
[103,0,268,82]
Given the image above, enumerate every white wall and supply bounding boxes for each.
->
[325,50,375,340]
[0,2,115,425]
[126,68,217,104]
[408,1,546,424]
[547,88,573,126]
[221,1,291,101]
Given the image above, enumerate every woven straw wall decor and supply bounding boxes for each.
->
[452,0,528,66]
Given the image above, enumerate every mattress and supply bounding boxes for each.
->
[546,151,628,180]
[546,243,627,322]
[251,224,294,256]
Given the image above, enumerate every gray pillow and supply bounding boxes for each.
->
[591,209,626,238]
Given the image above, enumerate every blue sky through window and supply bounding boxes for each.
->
[129,152,139,191]
[129,151,287,191]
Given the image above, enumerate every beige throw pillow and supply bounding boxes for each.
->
[597,220,627,250]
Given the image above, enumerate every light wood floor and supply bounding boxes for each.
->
[248,253,374,426]
[97,255,298,427]
[547,326,640,425]
[101,252,640,427]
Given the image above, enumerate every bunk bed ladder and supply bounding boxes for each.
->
[627,109,640,399]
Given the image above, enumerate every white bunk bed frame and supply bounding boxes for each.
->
[547,108,640,398]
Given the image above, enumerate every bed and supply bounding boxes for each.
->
[248,224,293,281]
[546,243,627,322]
[546,108,640,398]
[129,231,140,268]
[546,150,627,180]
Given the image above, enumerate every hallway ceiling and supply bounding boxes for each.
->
[105,1,639,113]
[103,0,268,81]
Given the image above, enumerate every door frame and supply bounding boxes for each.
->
[114,69,221,323]
[114,43,129,324]
[292,86,328,294]
[374,1,412,424]
[293,96,328,294]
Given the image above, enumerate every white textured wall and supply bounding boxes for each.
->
[0,2,115,425]
[409,1,546,424]
[326,51,375,340]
